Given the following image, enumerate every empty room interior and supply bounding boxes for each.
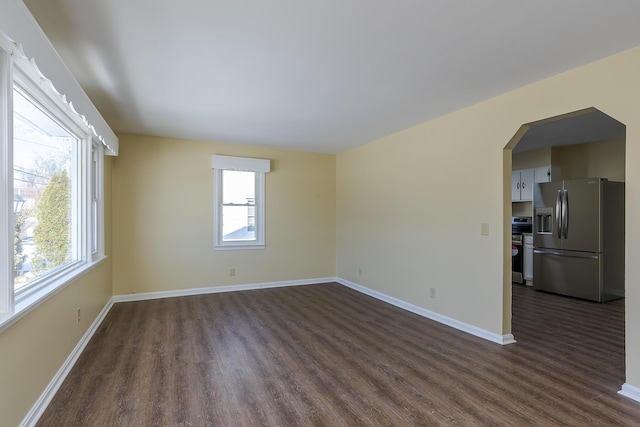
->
[3,1,640,425]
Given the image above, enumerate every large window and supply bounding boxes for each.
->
[1,44,106,324]
[13,87,79,292]
[212,155,270,250]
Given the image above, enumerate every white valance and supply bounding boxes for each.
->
[0,29,118,155]
[211,155,271,173]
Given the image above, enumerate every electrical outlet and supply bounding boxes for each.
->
[230,268,235,277]
[430,288,436,299]
[480,223,490,236]
[76,308,81,323]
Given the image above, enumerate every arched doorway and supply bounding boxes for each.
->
[504,106,627,388]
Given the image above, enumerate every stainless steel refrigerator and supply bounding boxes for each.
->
[533,178,624,302]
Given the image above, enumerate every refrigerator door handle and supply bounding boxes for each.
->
[563,189,569,239]
[533,249,599,260]
[556,190,563,239]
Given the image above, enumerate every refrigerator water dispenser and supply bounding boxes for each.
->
[535,207,553,234]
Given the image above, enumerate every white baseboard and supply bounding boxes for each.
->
[113,277,336,303]
[336,278,516,346]
[118,277,516,346]
[619,383,640,403]
[20,297,115,427]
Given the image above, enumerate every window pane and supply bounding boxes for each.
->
[222,205,256,241]
[222,170,255,205]
[221,170,257,242]
[13,88,78,291]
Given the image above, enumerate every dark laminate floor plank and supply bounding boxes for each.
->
[36,283,640,426]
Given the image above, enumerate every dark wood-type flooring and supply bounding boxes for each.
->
[37,283,640,426]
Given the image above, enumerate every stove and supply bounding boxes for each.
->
[512,216,533,236]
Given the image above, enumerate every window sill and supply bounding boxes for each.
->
[0,256,107,334]
[214,244,265,251]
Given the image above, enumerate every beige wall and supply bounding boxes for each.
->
[111,134,336,295]
[513,138,626,182]
[512,202,532,217]
[512,147,553,170]
[337,106,506,334]
[0,156,113,427]
[336,46,640,388]
[553,138,625,181]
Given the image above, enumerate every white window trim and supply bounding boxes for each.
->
[91,141,105,261]
[0,34,108,332]
[0,49,13,315]
[212,155,270,250]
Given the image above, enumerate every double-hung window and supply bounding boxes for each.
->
[1,35,107,326]
[212,155,270,250]
[12,86,81,292]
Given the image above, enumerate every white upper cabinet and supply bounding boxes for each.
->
[534,166,561,183]
[512,169,535,201]
[513,166,561,202]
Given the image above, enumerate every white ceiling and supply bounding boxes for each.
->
[514,109,626,153]
[24,0,640,154]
